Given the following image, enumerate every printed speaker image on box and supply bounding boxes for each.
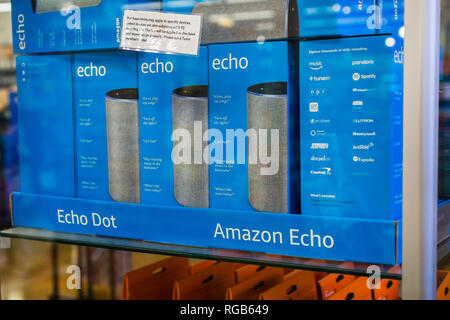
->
[172,85,209,208]
[31,0,102,13]
[247,82,288,213]
[106,88,140,204]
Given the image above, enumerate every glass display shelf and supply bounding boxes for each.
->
[0,227,401,280]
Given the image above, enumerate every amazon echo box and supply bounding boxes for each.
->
[106,89,140,204]
[138,47,209,208]
[209,41,299,214]
[11,0,161,54]
[247,82,288,213]
[172,86,209,208]
[31,0,102,13]
[16,54,75,197]
[74,51,138,202]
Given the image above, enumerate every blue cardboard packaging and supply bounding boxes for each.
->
[299,0,404,38]
[300,34,403,220]
[208,41,300,214]
[16,54,75,197]
[162,0,211,13]
[74,51,139,203]
[138,47,209,207]
[11,0,161,54]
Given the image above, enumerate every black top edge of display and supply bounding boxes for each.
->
[248,82,287,96]
[173,85,208,99]
[106,88,139,101]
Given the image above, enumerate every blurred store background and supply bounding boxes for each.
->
[0,0,180,300]
[0,0,448,300]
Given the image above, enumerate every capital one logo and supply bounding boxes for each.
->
[60,5,82,30]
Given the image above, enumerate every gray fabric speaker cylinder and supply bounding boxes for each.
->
[192,0,298,44]
[247,82,288,213]
[32,0,102,13]
[106,88,140,204]
[172,85,209,208]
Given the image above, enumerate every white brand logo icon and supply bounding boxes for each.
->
[311,143,329,150]
[309,102,319,112]
[352,73,361,81]
[310,168,332,176]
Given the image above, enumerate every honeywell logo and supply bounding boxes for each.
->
[353,132,376,137]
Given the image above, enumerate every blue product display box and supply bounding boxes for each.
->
[300,0,404,38]
[11,192,401,265]
[138,47,209,207]
[16,54,75,198]
[11,0,161,54]
[74,51,138,202]
[208,41,300,214]
[11,1,406,265]
[300,34,403,220]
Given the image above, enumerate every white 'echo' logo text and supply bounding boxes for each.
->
[16,14,26,50]
[141,59,174,74]
[76,63,107,77]
[212,53,248,70]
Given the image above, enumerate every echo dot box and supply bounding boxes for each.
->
[11,0,161,54]
[74,51,139,203]
[208,41,300,214]
[138,47,209,208]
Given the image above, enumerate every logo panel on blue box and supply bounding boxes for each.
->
[300,35,403,220]
[16,54,75,197]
